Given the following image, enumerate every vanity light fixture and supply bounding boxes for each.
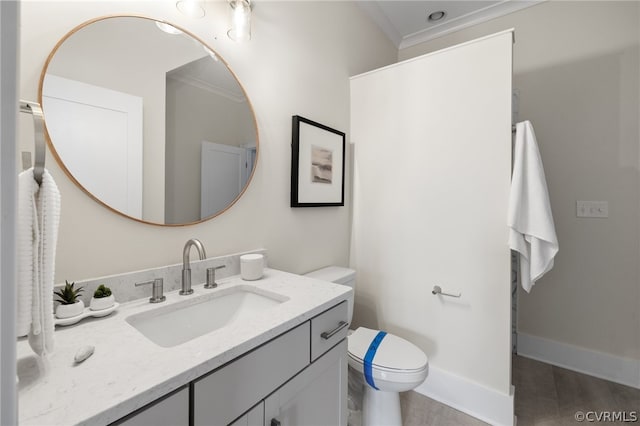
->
[155,21,183,35]
[227,0,252,42]
[176,0,206,18]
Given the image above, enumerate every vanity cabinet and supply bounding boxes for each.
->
[194,301,348,426]
[112,301,348,426]
[193,322,311,425]
[230,301,348,426]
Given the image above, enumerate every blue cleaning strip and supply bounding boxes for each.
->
[363,331,387,390]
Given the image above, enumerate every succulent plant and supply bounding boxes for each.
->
[93,284,112,299]
[54,280,84,305]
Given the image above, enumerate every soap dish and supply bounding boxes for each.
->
[54,303,120,326]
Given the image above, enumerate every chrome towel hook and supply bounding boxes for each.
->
[19,100,46,186]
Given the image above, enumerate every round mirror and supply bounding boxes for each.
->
[39,16,258,226]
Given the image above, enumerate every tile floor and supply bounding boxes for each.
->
[399,355,640,425]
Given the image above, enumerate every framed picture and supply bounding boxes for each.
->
[291,115,345,207]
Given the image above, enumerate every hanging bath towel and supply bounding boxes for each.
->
[17,168,61,356]
[508,121,558,292]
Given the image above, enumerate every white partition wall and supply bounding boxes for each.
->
[350,30,513,425]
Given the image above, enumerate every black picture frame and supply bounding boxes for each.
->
[291,115,345,207]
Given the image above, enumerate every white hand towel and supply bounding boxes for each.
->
[17,168,60,356]
[508,121,559,292]
[28,169,60,356]
[17,170,38,337]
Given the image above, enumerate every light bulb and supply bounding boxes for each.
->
[227,0,251,42]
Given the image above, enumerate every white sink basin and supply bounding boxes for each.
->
[126,285,289,347]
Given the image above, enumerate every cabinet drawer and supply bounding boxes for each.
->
[112,386,189,426]
[193,322,310,426]
[310,301,348,361]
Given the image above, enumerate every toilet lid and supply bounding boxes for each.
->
[348,327,427,372]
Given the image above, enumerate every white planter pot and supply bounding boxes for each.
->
[90,295,115,311]
[55,300,84,319]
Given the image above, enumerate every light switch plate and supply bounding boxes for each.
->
[576,201,608,218]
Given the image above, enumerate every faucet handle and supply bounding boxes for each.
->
[135,278,166,303]
[204,265,226,289]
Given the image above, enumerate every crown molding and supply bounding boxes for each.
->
[167,74,246,103]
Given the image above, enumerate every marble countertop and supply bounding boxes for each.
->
[17,268,352,426]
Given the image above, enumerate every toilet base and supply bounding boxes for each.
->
[362,387,402,426]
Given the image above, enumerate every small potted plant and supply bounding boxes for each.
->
[54,281,84,319]
[90,284,115,311]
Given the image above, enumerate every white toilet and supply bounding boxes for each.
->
[305,266,428,426]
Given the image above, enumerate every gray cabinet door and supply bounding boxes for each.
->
[264,339,347,426]
[230,402,264,426]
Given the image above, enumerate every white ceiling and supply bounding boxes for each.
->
[358,0,542,49]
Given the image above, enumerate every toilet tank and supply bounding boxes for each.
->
[304,266,356,323]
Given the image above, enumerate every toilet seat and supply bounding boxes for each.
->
[348,327,428,372]
[347,353,428,386]
[347,327,428,390]
[347,352,426,374]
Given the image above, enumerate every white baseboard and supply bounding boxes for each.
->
[414,366,515,426]
[517,332,640,389]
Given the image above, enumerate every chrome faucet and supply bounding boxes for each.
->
[180,238,207,295]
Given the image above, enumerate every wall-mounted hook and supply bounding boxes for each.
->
[19,100,45,185]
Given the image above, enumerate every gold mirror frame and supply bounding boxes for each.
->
[38,15,259,227]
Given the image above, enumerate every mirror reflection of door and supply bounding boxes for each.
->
[42,74,143,217]
[200,141,255,218]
